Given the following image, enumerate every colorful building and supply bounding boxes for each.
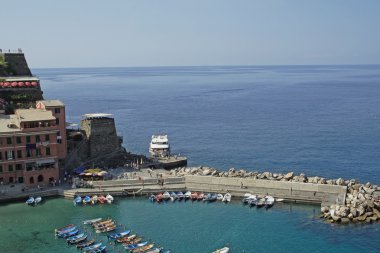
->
[0,100,67,186]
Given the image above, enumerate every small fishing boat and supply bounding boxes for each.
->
[82,242,102,252]
[222,193,231,203]
[265,196,275,209]
[73,196,82,206]
[91,245,106,253]
[213,247,230,253]
[208,194,217,202]
[98,195,106,204]
[145,248,164,253]
[59,229,79,238]
[116,234,137,243]
[93,220,114,229]
[77,239,95,249]
[197,193,204,201]
[133,243,154,253]
[108,230,131,240]
[162,191,171,200]
[184,191,191,200]
[256,197,266,208]
[92,218,113,227]
[67,233,87,244]
[91,195,98,205]
[203,193,211,202]
[83,196,91,204]
[156,193,163,203]
[26,197,34,205]
[124,241,148,250]
[216,194,224,201]
[56,226,77,236]
[244,193,252,198]
[54,224,74,234]
[248,195,257,207]
[96,224,115,233]
[83,218,102,225]
[191,192,198,201]
[149,194,156,202]
[34,196,42,205]
[176,192,184,200]
[170,192,178,201]
[106,194,114,204]
[121,237,142,246]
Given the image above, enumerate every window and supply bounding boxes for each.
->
[8,165,13,172]
[26,136,31,143]
[26,149,32,157]
[54,108,60,113]
[18,177,24,183]
[6,137,12,145]
[46,147,51,156]
[17,150,22,158]
[35,135,41,142]
[6,151,14,160]
[0,165,2,172]
[55,118,60,125]
[0,152,2,160]
[9,177,14,183]
[16,136,21,144]
[16,164,22,170]
[45,134,50,141]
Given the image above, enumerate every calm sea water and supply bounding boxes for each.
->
[0,197,379,253]
[35,65,380,183]
[0,65,379,252]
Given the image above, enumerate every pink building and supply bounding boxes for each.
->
[0,100,67,186]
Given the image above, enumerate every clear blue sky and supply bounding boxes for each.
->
[2,0,380,67]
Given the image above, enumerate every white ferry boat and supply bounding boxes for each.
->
[149,135,170,158]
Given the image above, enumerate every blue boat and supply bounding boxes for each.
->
[66,232,85,241]
[124,241,148,250]
[209,194,217,202]
[59,229,79,238]
[149,194,156,202]
[83,196,91,204]
[203,193,211,201]
[56,226,77,236]
[73,196,82,206]
[107,230,130,240]
[67,234,87,244]
[177,192,184,200]
[91,245,106,253]
[83,243,102,252]
[26,197,34,205]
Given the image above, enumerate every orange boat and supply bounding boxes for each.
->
[98,195,106,204]
[156,193,163,203]
[197,193,204,201]
[191,192,198,201]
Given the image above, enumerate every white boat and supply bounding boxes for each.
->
[184,191,191,199]
[162,191,171,200]
[106,194,114,204]
[83,218,102,225]
[222,193,231,202]
[213,247,229,253]
[265,196,275,208]
[216,194,224,201]
[244,193,252,198]
[34,196,42,205]
[149,135,170,158]
[91,195,98,205]
[26,197,34,205]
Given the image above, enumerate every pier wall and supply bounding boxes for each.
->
[184,175,346,206]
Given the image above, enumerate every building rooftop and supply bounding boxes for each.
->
[0,114,21,133]
[16,109,55,122]
[37,100,65,107]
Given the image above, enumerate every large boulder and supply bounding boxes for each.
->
[284,172,294,180]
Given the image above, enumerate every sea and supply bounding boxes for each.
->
[0,65,379,252]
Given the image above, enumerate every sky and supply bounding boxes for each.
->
[1,0,380,67]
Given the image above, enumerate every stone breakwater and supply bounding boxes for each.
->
[169,166,380,224]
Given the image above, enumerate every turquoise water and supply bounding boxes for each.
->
[0,197,379,253]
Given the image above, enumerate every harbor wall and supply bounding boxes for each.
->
[62,175,346,206]
[184,175,347,205]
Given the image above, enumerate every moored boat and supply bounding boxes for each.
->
[133,243,154,253]
[191,192,198,201]
[106,194,114,204]
[145,248,164,253]
[73,196,82,206]
[209,194,217,202]
[82,242,102,252]
[124,241,148,250]
[98,195,106,204]
[26,197,34,205]
[213,247,230,253]
[184,191,191,200]
[116,234,137,244]
[177,192,184,200]
[91,245,106,253]
[91,195,98,205]
[265,196,275,209]
[83,196,91,204]
[107,230,130,240]
[56,226,77,236]
[121,237,142,246]
[34,196,42,205]
[216,194,224,201]
[156,193,163,203]
[203,193,211,202]
[67,233,87,244]
[162,191,171,200]
[54,224,74,234]
[76,239,95,249]
[222,193,232,203]
[59,229,79,238]
[170,192,178,201]
[256,197,266,208]
[149,194,156,202]
[83,218,102,225]
[197,193,204,201]
[95,224,115,233]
